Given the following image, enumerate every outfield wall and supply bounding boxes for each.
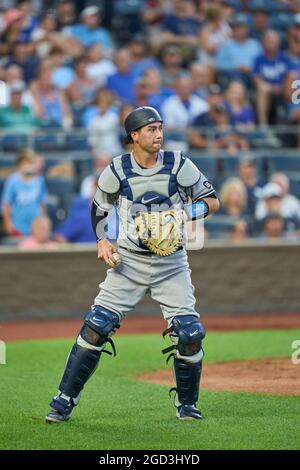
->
[0,241,299,321]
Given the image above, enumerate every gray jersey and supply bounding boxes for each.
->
[93,150,216,252]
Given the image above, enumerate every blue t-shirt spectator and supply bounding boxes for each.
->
[253,52,292,85]
[56,197,118,243]
[106,71,136,104]
[64,24,114,50]
[52,66,76,89]
[2,173,47,236]
[216,38,262,71]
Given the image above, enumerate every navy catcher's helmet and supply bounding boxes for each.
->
[124,106,163,144]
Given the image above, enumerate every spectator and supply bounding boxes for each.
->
[229,218,248,241]
[161,75,209,129]
[132,76,152,108]
[217,0,239,24]
[197,3,231,69]
[161,0,202,57]
[237,156,265,216]
[31,10,59,59]
[55,189,118,244]
[66,55,98,123]
[189,83,225,148]
[106,48,136,104]
[62,5,114,55]
[4,64,33,107]
[260,213,288,240]
[271,173,300,221]
[249,1,271,42]
[255,182,283,222]
[253,30,292,125]
[16,0,38,42]
[224,80,256,129]
[271,173,300,220]
[190,102,249,153]
[49,47,76,90]
[141,0,165,45]
[0,80,38,133]
[189,61,214,99]
[1,149,47,237]
[127,33,159,79]
[0,8,24,55]
[56,0,77,31]
[19,215,57,249]
[29,62,73,128]
[219,177,249,217]
[108,0,145,44]
[32,9,81,59]
[87,89,122,159]
[85,43,116,88]
[216,13,262,86]
[158,43,185,88]
[286,14,300,69]
[6,39,39,83]
[142,67,173,112]
[256,175,300,224]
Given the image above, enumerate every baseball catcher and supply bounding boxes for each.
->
[46,106,220,423]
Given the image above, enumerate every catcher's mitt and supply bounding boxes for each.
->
[135,209,184,256]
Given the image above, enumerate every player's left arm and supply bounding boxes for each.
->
[176,155,220,221]
[202,194,220,214]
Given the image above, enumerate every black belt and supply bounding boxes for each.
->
[122,246,183,256]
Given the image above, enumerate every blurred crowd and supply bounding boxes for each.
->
[0,0,300,246]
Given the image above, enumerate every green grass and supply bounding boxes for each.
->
[0,329,300,450]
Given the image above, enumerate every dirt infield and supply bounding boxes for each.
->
[137,358,300,396]
[1,313,300,342]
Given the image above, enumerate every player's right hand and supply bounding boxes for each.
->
[97,239,118,268]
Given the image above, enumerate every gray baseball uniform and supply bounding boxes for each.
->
[93,149,216,322]
[46,109,216,424]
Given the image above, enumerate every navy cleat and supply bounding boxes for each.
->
[176,404,203,421]
[45,395,75,424]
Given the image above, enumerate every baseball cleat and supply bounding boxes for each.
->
[45,409,72,423]
[176,404,203,420]
[45,394,74,424]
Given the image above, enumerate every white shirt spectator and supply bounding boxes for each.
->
[88,110,122,157]
[86,60,116,87]
[161,94,209,129]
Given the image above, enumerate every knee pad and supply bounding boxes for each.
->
[163,315,205,364]
[78,305,120,354]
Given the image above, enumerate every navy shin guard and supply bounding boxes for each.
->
[173,357,202,406]
[59,343,101,398]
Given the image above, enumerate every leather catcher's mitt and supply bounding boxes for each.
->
[135,209,184,256]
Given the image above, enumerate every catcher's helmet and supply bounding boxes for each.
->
[124,106,163,144]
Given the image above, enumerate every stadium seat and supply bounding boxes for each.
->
[1,134,28,151]
[33,132,67,151]
[66,133,89,151]
[269,155,300,173]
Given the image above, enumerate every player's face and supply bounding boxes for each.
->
[134,123,163,153]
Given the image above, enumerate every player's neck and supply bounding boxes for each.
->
[132,148,158,169]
